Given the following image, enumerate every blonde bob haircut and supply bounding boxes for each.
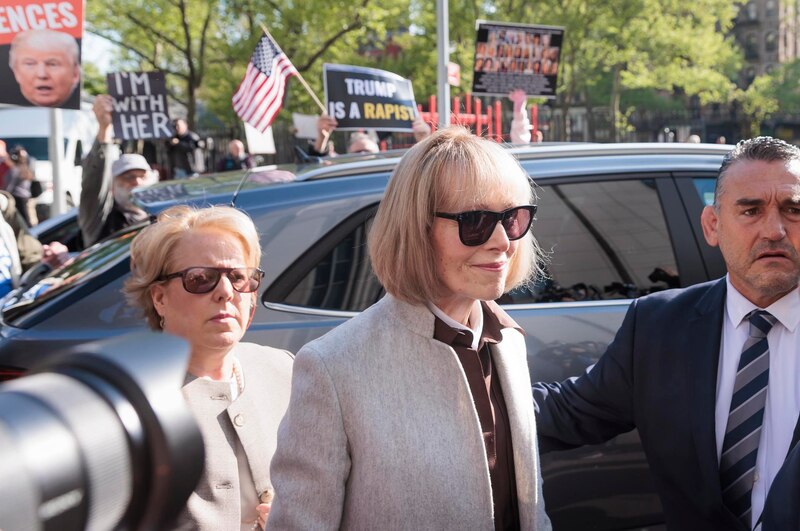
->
[123,204,261,330]
[369,126,545,306]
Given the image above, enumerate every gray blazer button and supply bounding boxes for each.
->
[234,414,245,427]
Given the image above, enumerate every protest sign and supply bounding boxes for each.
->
[323,64,417,131]
[0,0,83,109]
[107,71,172,141]
[471,20,564,98]
[292,112,318,140]
[244,121,275,155]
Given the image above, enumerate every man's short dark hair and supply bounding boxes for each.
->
[714,136,800,206]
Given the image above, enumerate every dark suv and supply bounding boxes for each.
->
[0,143,730,530]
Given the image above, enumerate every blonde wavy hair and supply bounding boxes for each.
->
[123,205,261,330]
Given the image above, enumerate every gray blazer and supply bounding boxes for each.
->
[269,295,550,530]
[175,342,293,531]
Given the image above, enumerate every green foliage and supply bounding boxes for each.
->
[483,0,743,139]
[81,62,107,97]
[737,59,800,136]
[86,0,229,126]
[86,0,747,136]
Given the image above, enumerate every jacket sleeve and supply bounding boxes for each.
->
[0,190,42,271]
[268,345,349,531]
[533,298,639,451]
[79,141,117,247]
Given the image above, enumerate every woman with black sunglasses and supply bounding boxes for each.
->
[123,205,292,531]
[269,127,551,530]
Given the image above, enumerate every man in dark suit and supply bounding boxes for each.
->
[534,136,800,531]
[761,441,800,530]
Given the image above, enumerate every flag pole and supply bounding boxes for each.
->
[259,24,326,114]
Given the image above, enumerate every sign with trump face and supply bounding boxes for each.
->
[0,0,84,109]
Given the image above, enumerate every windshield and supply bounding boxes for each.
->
[1,228,140,324]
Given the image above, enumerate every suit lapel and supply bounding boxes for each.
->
[686,280,749,530]
[686,280,727,504]
[491,330,539,531]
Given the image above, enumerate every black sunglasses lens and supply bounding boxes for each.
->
[460,211,497,246]
[456,206,535,246]
[502,207,533,240]
[229,269,261,293]
[184,268,221,293]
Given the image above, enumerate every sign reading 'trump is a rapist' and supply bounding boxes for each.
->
[107,71,171,140]
[324,64,417,131]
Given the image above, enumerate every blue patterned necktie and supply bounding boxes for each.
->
[720,309,777,529]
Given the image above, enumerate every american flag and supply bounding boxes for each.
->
[232,33,298,132]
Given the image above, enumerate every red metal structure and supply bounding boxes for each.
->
[418,94,538,143]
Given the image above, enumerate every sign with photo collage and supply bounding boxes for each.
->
[471,20,564,98]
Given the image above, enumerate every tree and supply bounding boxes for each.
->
[483,0,741,140]
[87,0,415,128]
[613,0,742,140]
[737,60,800,137]
[86,0,226,129]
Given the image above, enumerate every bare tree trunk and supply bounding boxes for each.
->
[610,64,622,142]
[558,72,578,141]
[584,89,595,141]
[558,102,569,141]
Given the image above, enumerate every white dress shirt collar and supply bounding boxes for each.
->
[725,275,800,333]
[426,301,483,351]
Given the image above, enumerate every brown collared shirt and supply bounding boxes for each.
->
[432,300,521,531]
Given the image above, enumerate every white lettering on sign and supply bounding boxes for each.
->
[119,113,171,140]
[0,2,77,34]
[343,78,398,98]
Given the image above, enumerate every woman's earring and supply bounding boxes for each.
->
[159,314,165,329]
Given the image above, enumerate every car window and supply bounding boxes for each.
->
[279,216,384,311]
[1,229,140,323]
[693,178,716,206]
[269,178,679,311]
[503,179,679,303]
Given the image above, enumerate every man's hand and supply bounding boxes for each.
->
[41,241,70,269]
[317,114,338,137]
[93,95,114,144]
[508,89,528,116]
[412,117,432,142]
[314,114,339,154]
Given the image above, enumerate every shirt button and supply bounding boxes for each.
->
[234,414,245,427]
[754,471,760,483]
[260,490,274,503]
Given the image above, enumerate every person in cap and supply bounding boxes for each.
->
[79,95,155,247]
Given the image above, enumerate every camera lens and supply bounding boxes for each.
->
[0,332,204,531]
[0,373,132,531]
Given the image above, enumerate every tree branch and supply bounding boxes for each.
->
[296,19,364,72]
[125,13,188,55]
[197,4,215,83]
[85,29,186,79]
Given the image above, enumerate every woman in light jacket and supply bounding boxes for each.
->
[124,205,293,530]
[269,127,551,530]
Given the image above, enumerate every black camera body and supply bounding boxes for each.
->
[0,332,204,531]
